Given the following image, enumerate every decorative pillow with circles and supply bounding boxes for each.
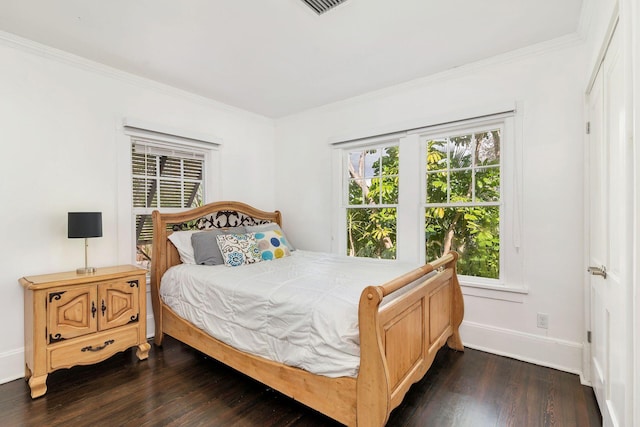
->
[246,223,295,251]
[254,230,291,261]
[215,233,262,267]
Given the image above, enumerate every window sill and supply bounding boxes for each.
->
[459,279,528,303]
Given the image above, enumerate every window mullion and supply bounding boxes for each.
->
[180,158,185,208]
[155,155,161,208]
[446,139,451,203]
[471,134,477,202]
[425,201,500,208]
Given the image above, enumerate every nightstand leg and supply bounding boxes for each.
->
[28,374,47,399]
[136,342,151,360]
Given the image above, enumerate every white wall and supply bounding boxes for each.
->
[0,33,275,383]
[275,38,588,375]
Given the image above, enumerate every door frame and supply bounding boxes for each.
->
[582,4,620,390]
[584,2,638,425]
[630,0,640,424]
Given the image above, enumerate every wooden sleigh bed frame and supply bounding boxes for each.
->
[150,201,464,426]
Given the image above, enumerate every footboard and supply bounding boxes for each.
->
[357,251,464,426]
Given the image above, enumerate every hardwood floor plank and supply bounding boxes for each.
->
[0,337,600,426]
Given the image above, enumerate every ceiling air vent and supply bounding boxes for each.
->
[301,0,349,15]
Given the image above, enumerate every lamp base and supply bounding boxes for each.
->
[76,267,97,274]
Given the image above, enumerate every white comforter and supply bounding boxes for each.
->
[160,250,419,378]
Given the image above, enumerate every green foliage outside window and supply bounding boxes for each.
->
[347,146,398,259]
[345,131,501,280]
[425,131,501,279]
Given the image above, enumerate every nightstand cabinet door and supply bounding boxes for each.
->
[98,279,140,330]
[47,287,98,343]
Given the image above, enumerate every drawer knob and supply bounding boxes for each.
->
[81,339,115,352]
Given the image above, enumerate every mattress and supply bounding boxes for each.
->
[160,250,420,378]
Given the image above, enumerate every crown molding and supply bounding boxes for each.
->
[0,30,269,122]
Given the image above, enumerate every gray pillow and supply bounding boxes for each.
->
[191,227,246,265]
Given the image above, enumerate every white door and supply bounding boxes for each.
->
[587,25,631,427]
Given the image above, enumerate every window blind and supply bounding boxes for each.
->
[132,141,205,245]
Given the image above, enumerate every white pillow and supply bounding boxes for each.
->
[167,230,200,264]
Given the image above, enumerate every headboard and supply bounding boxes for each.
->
[150,201,282,327]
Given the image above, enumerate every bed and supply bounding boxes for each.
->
[151,201,464,426]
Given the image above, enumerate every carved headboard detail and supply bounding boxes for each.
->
[172,210,273,232]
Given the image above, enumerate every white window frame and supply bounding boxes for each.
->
[131,138,209,270]
[419,119,506,287]
[331,135,402,261]
[331,110,525,296]
[340,138,402,259]
[116,120,221,268]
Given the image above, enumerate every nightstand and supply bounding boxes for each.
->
[19,265,151,398]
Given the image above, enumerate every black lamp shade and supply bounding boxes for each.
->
[68,212,103,238]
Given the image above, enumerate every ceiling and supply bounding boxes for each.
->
[0,0,584,118]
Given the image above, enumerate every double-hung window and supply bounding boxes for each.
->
[123,123,220,272]
[345,143,399,259]
[131,141,206,270]
[335,110,522,290]
[423,125,502,280]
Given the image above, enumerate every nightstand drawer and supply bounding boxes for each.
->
[48,326,139,370]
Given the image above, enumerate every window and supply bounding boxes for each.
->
[423,127,501,279]
[131,141,207,270]
[119,121,221,274]
[333,110,522,291]
[345,144,399,259]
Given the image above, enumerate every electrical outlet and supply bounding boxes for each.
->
[537,313,549,329]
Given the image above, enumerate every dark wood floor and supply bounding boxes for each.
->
[1,337,601,426]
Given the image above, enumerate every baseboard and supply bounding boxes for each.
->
[0,347,25,385]
[579,372,593,386]
[460,321,584,376]
[0,318,585,386]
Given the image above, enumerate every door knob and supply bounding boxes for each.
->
[588,265,607,279]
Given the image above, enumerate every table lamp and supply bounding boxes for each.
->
[68,212,103,274]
